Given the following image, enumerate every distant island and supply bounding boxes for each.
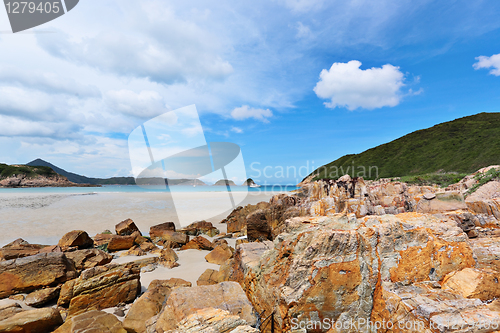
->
[213,179,236,186]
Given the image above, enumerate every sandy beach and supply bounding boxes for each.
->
[0,190,282,246]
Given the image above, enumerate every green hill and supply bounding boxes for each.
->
[309,112,500,181]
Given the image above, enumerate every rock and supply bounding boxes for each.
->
[25,286,61,307]
[139,242,159,253]
[0,239,46,261]
[116,218,142,236]
[53,310,126,333]
[59,263,141,317]
[179,221,220,237]
[58,230,94,249]
[149,222,176,239]
[94,234,135,252]
[372,281,500,333]
[64,248,112,272]
[442,268,500,301]
[114,308,126,317]
[0,252,76,298]
[197,269,220,286]
[38,245,63,254]
[162,308,254,333]
[223,213,475,331]
[155,282,258,331]
[0,308,63,332]
[205,245,233,265]
[121,245,147,257]
[8,295,24,301]
[221,202,270,234]
[123,278,191,333]
[423,192,436,200]
[0,303,23,321]
[246,210,272,242]
[416,191,468,213]
[159,248,179,269]
[180,236,213,251]
[467,229,479,238]
[150,230,188,247]
[469,236,500,271]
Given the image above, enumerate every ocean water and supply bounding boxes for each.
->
[0,184,298,194]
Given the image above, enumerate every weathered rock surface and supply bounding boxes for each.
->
[442,267,500,301]
[416,191,468,213]
[58,263,141,317]
[123,278,191,333]
[53,310,126,333]
[155,282,258,332]
[180,235,213,251]
[0,307,63,332]
[0,239,47,261]
[25,285,61,307]
[197,269,220,286]
[220,213,475,332]
[58,230,94,249]
[205,245,233,265]
[0,303,23,321]
[150,231,188,247]
[159,248,179,268]
[162,308,256,333]
[246,210,272,241]
[222,202,270,234]
[64,248,112,272]
[0,252,76,298]
[116,218,142,236]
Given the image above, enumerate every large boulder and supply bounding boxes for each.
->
[150,230,188,247]
[94,234,135,252]
[222,213,475,332]
[179,221,220,237]
[221,202,270,234]
[116,218,142,236]
[58,263,141,317]
[0,308,63,333]
[155,282,258,332]
[53,310,126,333]
[25,285,61,307]
[205,245,233,265]
[0,239,46,261]
[149,222,176,238]
[162,308,257,333]
[123,278,191,333]
[0,252,76,298]
[64,248,112,272]
[58,230,94,249]
[246,210,272,241]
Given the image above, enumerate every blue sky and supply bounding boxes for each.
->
[1,0,500,184]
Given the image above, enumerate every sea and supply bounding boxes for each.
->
[0,184,298,194]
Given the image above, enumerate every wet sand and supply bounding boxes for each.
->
[0,191,281,246]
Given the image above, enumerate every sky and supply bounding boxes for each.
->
[1,0,500,184]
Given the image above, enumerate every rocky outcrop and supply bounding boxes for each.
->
[416,191,468,213]
[0,252,76,298]
[246,210,272,241]
[154,282,258,332]
[116,218,141,236]
[442,267,500,301]
[53,310,127,333]
[220,213,475,332]
[221,202,270,234]
[123,278,191,333]
[58,263,141,317]
[0,307,63,332]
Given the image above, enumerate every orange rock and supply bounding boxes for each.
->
[115,218,141,236]
[180,235,213,251]
[442,268,500,301]
[205,245,233,265]
[0,308,63,333]
[197,269,220,286]
[53,310,126,333]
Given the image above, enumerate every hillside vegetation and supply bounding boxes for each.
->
[0,164,57,179]
[310,112,500,181]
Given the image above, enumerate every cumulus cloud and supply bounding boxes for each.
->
[313,60,405,110]
[105,90,169,119]
[473,54,500,76]
[36,4,233,85]
[230,105,273,122]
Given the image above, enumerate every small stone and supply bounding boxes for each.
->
[423,192,436,200]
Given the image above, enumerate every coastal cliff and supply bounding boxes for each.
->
[0,164,96,188]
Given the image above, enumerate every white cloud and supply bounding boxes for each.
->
[231,105,273,122]
[231,126,243,133]
[296,22,312,39]
[106,90,169,118]
[277,0,325,13]
[313,60,405,110]
[473,54,500,76]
